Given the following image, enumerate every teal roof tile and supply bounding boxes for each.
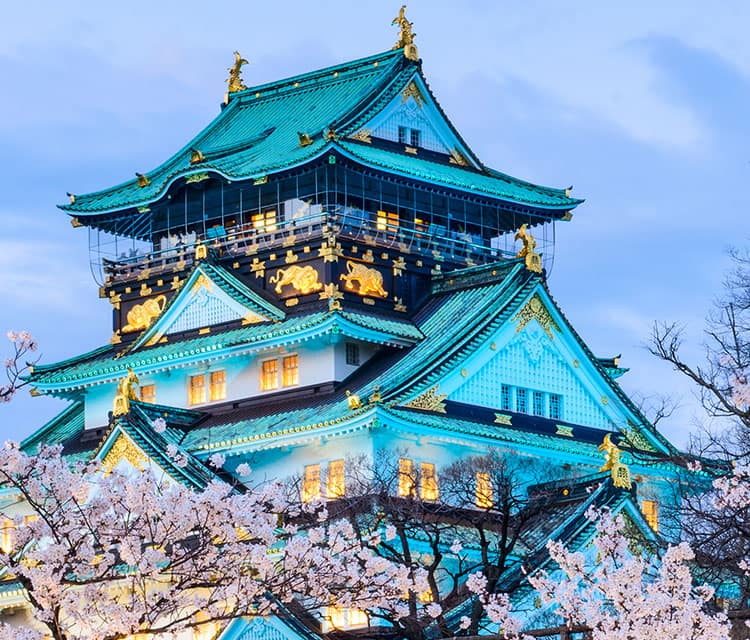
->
[31,310,421,388]
[338,141,581,209]
[20,401,85,453]
[62,50,411,214]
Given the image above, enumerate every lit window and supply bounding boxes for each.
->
[261,359,279,391]
[327,459,345,498]
[324,606,367,631]
[418,588,434,603]
[398,126,408,145]
[140,384,156,404]
[209,370,226,402]
[549,394,562,420]
[282,355,299,387]
[0,518,13,554]
[420,462,438,501]
[251,209,278,233]
[345,342,360,366]
[376,210,399,231]
[475,471,493,509]
[533,391,545,417]
[189,374,206,405]
[302,464,321,502]
[410,129,421,147]
[500,384,512,411]
[398,458,416,497]
[414,217,427,232]
[642,499,659,533]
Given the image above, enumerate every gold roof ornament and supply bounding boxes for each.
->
[113,368,140,417]
[598,434,632,490]
[391,5,419,61]
[226,51,249,94]
[66,192,76,205]
[190,148,206,164]
[195,241,208,260]
[514,224,542,273]
[346,390,362,410]
[298,132,313,147]
[136,172,151,188]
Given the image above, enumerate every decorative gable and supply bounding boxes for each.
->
[450,325,613,429]
[132,264,284,349]
[219,615,309,640]
[354,75,479,167]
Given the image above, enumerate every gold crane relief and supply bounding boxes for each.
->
[269,265,323,295]
[340,261,388,298]
[121,295,167,333]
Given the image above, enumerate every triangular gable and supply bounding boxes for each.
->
[133,262,285,349]
[97,427,153,475]
[218,613,318,640]
[350,73,480,169]
[403,286,668,454]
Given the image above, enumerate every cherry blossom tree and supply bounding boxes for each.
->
[0,443,417,640]
[524,509,731,640]
[1,331,37,402]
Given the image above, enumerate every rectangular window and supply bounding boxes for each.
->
[420,462,438,501]
[282,355,299,387]
[140,384,156,404]
[0,518,13,554]
[261,359,279,391]
[398,126,408,145]
[209,370,226,402]
[345,342,360,366]
[410,129,421,147]
[642,499,659,533]
[533,391,545,417]
[414,216,427,232]
[324,607,367,631]
[376,210,399,231]
[516,388,528,413]
[475,471,493,509]
[549,394,562,420]
[398,458,415,497]
[251,209,277,233]
[188,374,206,405]
[302,464,321,502]
[327,459,345,498]
[500,384,512,411]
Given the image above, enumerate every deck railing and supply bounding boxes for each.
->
[103,206,516,283]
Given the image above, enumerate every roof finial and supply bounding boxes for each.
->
[391,5,418,62]
[226,51,249,95]
[113,368,139,417]
[598,434,632,490]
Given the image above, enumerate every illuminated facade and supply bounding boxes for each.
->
[14,13,686,638]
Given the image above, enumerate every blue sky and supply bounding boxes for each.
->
[1,1,749,445]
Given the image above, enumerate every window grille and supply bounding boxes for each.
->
[533,391,545,416]
[209,370,226,401]
[282,355,299,387]
[345,342,360,366]
[549,393,562,420]
[516,387,528,413]
[261,359,279,391]
[641,500,659,532]
[140,384,156,404]
[327,460,345,497]
[420,462,438,501]
[189,374,206,405]
[302,464,321,502]
[398,458,415,497]
[475,471,493,508]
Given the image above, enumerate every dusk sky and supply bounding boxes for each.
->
[1,1,749,446]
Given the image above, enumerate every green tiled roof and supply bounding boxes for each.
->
[20,401,85,453]
[62,50,413,214]
[61,48,581,217]
[30,309,421,388]
[338,141,581,209]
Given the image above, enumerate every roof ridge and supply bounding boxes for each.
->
[227,49,406,102]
